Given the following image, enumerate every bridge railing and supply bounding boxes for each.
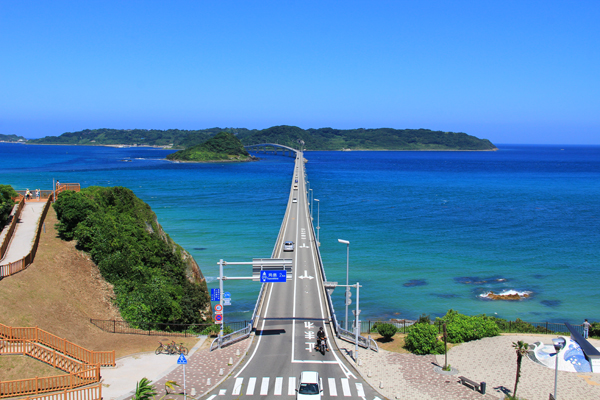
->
[210,323,253,351]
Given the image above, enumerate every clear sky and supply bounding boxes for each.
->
[1,1,599,144]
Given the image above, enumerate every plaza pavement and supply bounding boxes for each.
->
[101,332,600,400]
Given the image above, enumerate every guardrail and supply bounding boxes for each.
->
[0,339,101,398]
[249,153,300,328]
[210,323,253,351]
[0,323,114,367]
[20,382,102,400]
[0,200,25,261]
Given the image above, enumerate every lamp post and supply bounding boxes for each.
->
[552,337,566,399]
[309,189,313,218]
[314,199,320,245]
[338,239,350,330]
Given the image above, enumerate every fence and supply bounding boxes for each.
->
[0,193,53,278]
[358,318,587,337]
[0,200,25,261]
[20,382,102,400]
[0,366,100,399]
[210,323,253,351]
[90,318,249,337]
[0,323,114,367]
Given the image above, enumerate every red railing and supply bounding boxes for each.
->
[0,324,115,367]
[0,200,25,260]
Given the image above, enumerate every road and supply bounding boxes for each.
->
[202,153,380,399]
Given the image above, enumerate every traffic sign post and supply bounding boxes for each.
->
[211,288,220,302]
[177,354,187,400]
[215,304,223,312]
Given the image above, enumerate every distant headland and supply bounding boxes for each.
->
[26,125,497,151]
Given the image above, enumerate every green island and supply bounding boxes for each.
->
[29,125,497,151]
[0,133,27,143]
[166,131,256,162]
[53,186,211,328]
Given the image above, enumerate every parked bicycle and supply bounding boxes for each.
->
[155,341,170,355]
[171,341,189,355]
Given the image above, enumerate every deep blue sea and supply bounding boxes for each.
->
[2,143,599,324]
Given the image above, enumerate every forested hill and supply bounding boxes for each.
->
[29,126,497,150]
[167,131,255,162]
[0,134,27,142]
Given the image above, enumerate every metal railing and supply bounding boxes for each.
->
[210,323,253,351]
[90,318,249,337]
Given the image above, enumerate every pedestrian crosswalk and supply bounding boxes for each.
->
[206,376,369,398]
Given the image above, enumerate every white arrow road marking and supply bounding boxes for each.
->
[300,243,309,248]
[298,270,314,280]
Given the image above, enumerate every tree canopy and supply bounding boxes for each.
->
[29,125,497,151]
[166,131,254,162]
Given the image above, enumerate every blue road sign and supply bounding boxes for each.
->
[260,270,287,283]
[210,288,220,302]
[177,354,187,365]
[223,292,231,299]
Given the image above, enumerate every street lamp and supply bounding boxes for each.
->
[552,337,566,399]
[314,199,320,245]
[338,239,350,330]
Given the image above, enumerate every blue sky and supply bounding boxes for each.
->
[1,1,599,144]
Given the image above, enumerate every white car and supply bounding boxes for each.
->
[292,198,297,203]
[284,241,294,251]
[296,371,322,399]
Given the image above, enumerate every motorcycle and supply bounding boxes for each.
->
[315,337,329,355]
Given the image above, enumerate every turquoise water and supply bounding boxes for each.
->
[2,143,599,324]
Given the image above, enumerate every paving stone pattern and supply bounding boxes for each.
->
[152,339,251,398]
[335,337,496,400]
[438,334,600,400]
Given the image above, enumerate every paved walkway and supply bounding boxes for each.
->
[336,334,600,400]
[1,200,46,263]
[101,337,252,400]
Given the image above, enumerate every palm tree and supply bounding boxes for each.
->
[133,378,181,400]
[512,340,529,398]
[133,378,157,400]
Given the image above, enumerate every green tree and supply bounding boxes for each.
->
[133,378,180,400]
[512,340,529,398]
[376,323,398,341]
[405,323,444,355]
[0,184,18,228]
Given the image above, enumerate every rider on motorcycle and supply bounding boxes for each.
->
[316,327,329,352]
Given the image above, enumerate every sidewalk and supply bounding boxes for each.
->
[101,337,252,400]
[1,201,46,263]
[335,334,600,400]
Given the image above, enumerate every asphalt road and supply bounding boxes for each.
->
[202,153,381,400]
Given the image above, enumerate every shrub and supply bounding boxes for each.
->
[201,324,233,337]
[590,322,600,338]
[0,184,18,228]
[438,309,499,343]
[405,323,444,355]
[376,323,398,340]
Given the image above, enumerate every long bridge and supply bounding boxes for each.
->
[203,149,379,399]
[245,143,299,157]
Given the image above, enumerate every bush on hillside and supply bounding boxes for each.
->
[437,309,500,343]
[404,323,444,355]
[0,185,18,228]
[490,317,553,334]
[53,186,210,327]
[376,323,398,340]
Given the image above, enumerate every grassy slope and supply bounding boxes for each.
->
[0,208,199,369]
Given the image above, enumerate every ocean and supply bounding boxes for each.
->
[2,143,599,324]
